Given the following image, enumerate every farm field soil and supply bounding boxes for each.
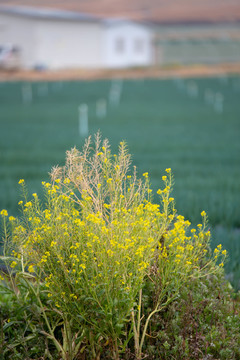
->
[1,63,240,82]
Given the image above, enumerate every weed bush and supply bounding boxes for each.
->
[1,134,239,360]
[0,277,54,359]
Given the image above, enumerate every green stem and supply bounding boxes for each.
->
[138,296,174,359]
[63,318,73,360]
[23,276,64,357]
[138,306,162,359]
[137,288,142,338]
[131,309,139,356]
[113,338,120,360]
[131,288,144,358]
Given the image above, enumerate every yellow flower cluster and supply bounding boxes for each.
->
[0,209,8,217]
[0,138,227,341]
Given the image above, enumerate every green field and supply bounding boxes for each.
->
[0,76,240,288]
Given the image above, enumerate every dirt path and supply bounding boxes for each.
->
[1,63,240,82]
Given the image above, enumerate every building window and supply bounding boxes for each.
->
[134,38,145,53]
[115,38,125,53]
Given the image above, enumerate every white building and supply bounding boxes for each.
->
[0,5,154,69]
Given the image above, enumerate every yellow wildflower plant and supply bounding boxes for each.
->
[0,133,227,360]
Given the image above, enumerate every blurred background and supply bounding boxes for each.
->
[0,0,240,288]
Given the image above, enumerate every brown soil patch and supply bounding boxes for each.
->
[1,63,240,82]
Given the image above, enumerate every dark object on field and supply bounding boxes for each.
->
[0,45,21,70]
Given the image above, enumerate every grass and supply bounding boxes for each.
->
[0,76,240,288]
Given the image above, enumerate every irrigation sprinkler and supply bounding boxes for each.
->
[109,87,120,106]
[78,104,88,137]
[37,82,48,96]
[96,99,107,119]
[214,93,224,114]
[204,89,214,104]
[22,83,32,104]
[187,81,199,98]
[174,77,185,91]
[109,79,123,106]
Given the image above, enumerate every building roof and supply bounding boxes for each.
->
[0,0,239,23]
[0,5,153,28]
[0,5,102,22]
[102,18,150,27]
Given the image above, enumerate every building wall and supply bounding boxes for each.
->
[35,19,104,69]
[103,22,153,68]
[1,12,239,69]
[0,12,154,69]
[0,13,37,67]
